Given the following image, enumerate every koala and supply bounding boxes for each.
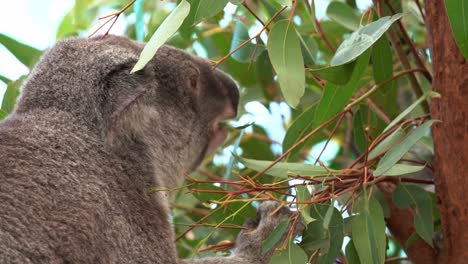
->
[0,35,299,263]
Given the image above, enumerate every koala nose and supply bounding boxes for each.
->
[214,70,239,117]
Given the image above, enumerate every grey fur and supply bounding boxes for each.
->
[0,36,298,263]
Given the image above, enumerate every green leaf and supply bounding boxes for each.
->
[300,204,344,264]
[0,33,42,69]
[296,186,315,225]
[384,164,425,176]
[229,0,243,5]
[230,21,264,63]
[237,156,333,179]
[1,78,24,119]
[274,0,292,6]
[445,0,468,59]
[268,19,305,107]
[0,74,11,84]
[131,0,190,72]
[331,14,403,66]
[374,120,436,176]
[353,105,384,153]
[351,196,386,264]
[383,91,440,133]
[345,240,361,264]
[392,184,434,246]
[297,33,318,65]
[368,128,406,160]
[308,61,356,85]
[372,35,394,94]
[326,1,361,31]
[73,0,90,28]
[271,240,308,264]
[314,50,370,126]
[191,0,229,25]
[262,221,289,253]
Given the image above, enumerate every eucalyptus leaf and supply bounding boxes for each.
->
[191,0,230,25]
[308,61,356,85]
[262,221,289,253]
[237,156,333,179]
[383,91,440,132]
[351,196,386,264]
[445,0,468,59]
[271,240,308,264]
[374,120,436,176]
[368,128,406,160]
[392,184,434,246]
[0,33,42,69]
[132,0,190,72]
[384,164,425,176]
[268,19,305,107]
[345,240,361,264]
[331,14,403,66]
[300,204,344,264]
[326,1,360,31]
[314,50,370,126]
[296,186,315,225]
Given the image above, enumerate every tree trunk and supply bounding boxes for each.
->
[425,1,468,263]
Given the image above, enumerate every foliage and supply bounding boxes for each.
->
[2,0,467,263]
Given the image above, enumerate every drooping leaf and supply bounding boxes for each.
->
[331,14,403,66]
[368,128,406,160]
[268,19,305,107]
[296,185,315,225]
[1,77,24,120]
[314,50,370,126]
[0,33,42,69]
[237,156,333,179]
[445,0,468,59]
[297,33,318,65]
[0,74,11,84]
[353,105,385,153]
[190,0,230,25]
[300,204,344,264]
[132,0,190,72]
[392,184,434,246]
[308,61,356,85]
[262,221,289,253]
[383,91,440,132]
[345,240,361,264]
[374,120,436,176]
[371,35,396,113]
[274,0,292,6]
[73,0,91,28]
[326,1,361,31]
[271,240,308,264]
[351,196,386,264]
[384,164,425,176]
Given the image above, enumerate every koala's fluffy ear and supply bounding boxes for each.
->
[183,61,201,97]
[98,62,150,140]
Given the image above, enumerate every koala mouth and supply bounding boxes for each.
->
[206,105,237,156]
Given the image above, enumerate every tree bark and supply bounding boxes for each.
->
[425,1,468,263]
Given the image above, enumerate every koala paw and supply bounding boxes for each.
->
[233,202,303,264]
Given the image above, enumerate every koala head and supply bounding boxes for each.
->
[16,35,239,176]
